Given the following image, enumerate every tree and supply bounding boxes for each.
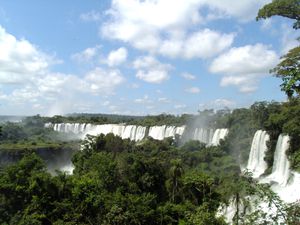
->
[167,159,184,203]
[271,46,300,97]
[257,0,300,97]
[257,0,300,29]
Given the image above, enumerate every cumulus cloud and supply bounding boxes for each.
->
[107,47,128,67]
[133,56,172,83]
[83,67,125,94]
[203,0,271,22]
[0,25,52,84]
[100,0,268,56]
[210,44,278,93]
[71,45,101,63]
[0,25,128,114]
[182,29,234,59]
[158,29,234,59]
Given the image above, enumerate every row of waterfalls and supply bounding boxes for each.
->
[45,122,299,221]
[45,123,229,146]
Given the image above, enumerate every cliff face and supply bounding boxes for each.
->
[0,145,78,172]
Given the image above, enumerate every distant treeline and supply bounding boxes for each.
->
[43,109,233,128]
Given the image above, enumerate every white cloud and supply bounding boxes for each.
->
[0,25,52,84]
[71,46,100,62]
[0,25,127,114]
[185,87,200,94]
[84,67,125,94]
[203,0,271,22]
[159,39,183,58]
[136,70,169,84]
[181,73,196,80]
[158,29,234,59]
[80,10,102,22]
[182,29,234,59]
[107,47,128,67]
[133,56,172,83]
[101,0,268,56]
[210,43,278,93]
[9,86,40,103]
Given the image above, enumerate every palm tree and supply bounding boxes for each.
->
[168,159,184,203]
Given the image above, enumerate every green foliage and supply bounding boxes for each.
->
[2,99,300,224]
[272,46,300,98]
[46,113,191,127]
[184,203,227,225]
[0,132,242,224]
[257,0,300,98]
[264,98,300,171]
[257,0,300,30]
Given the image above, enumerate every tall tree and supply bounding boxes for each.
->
[257,0,300,97]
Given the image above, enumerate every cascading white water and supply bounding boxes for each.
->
[165,126,176,138]
[175,126,185,136]
[267,134,290,186]
[221,133,297,224]
[148,125,166,140]
[121,125,136,139]
[134,126,147,141]
[246,130,269,178]
[210,128,229,146]
[48,123,187,141]
[192,128,215,144]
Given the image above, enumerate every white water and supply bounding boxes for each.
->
[264,134,291,186]
[210,128,229,146]
[221,132,299,224]
[193,128,214,144]
[246,130,269,178]
[47,123,230,145]
[47,123,185,141]
[192,128,228,145]
[59,164,74,174]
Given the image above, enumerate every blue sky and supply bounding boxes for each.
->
[0,0,299,116]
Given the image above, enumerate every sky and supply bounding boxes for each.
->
[0,0,299,116]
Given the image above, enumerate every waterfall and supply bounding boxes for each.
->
[47,123,186,141]
[193,128,208,143]
[175,126,185,136]
[49,123,232,144]
[193,128,215,144]
[210,128,229,146]
[134,126,146,141]
[121,125,136,139]
[148,125,166,140]
[246,130,269,178]
[267,135,290,186]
